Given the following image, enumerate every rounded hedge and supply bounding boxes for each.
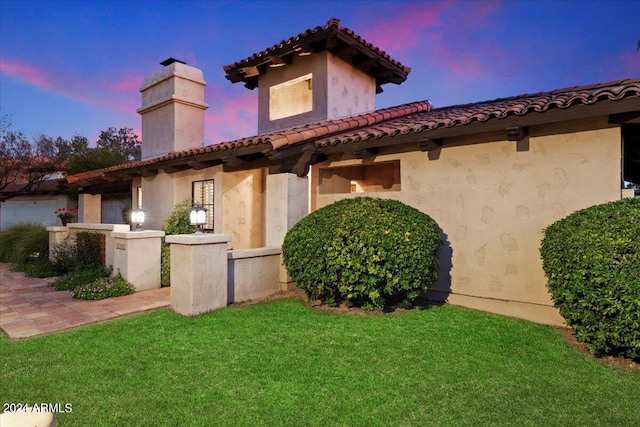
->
[540,198,640,361]
[282,197,442,309]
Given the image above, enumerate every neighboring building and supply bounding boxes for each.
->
[0,172,130,230]
[63,19,640,325]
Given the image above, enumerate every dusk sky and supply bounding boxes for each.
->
[1,0,639,146]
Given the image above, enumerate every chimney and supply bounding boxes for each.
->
[137,58,209,160]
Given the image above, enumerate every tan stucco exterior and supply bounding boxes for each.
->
[311,117,622,325]
[258,51,376,134]
[134,166,267,250]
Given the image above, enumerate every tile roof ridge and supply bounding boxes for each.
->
[267,100,433,149]
[435,78,640,111]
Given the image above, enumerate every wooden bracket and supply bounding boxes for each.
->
[417,138,443,152]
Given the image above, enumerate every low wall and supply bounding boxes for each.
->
[227,247,282,304]
[47,223,131,268]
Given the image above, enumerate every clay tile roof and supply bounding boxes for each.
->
[62,78,640,187]
[313,78,640,147]
[223,18,410,91]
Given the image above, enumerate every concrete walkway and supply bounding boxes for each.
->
[0,263,170,339]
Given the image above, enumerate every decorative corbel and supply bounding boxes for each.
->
[417,138,443,152]
[506,126,529,141]
[353,147,379,160]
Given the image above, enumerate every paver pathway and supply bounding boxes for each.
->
[0,263,170,339]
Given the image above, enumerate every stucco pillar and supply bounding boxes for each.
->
[46,226,69,261]
[78,193,101,223]
[265,173,309,288]
[166,234,231,316]
[112,230,165,291]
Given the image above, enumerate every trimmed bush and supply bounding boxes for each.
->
[161,199,196,286]
[541,198,640,361]
[282,197,442,309]
[72,273,134,300]
[163,199,196,235]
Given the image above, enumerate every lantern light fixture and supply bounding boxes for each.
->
[190,205,207,234]
[131,208,145,230]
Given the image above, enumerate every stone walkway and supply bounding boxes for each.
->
[0,263,170,339]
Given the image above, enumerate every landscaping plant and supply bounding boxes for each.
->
[161,199,196,286]
[282,197,442,309]
[71,273,134,300]
[0,222,49,265]
[50,266,112,291]
[541,197,640,361]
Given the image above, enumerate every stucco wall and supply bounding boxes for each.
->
[311,117,622,325]
[221,169,266,249]
[258,52,376,134]
[138,166,265,250]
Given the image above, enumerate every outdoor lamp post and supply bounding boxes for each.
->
[131,208,145,230]
[190,205,207,234]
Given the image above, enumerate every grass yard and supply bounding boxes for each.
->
[1,299,639,426]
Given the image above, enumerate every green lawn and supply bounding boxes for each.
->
[1,299,639,426]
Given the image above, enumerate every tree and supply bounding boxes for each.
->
[1,119,142,201]
[0,116,67,202]
[65,127,140,175]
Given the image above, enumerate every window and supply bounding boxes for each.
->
[318,161,401,194]
[136,186,142,209]
[192,179,214,231]
[269,73,313,120]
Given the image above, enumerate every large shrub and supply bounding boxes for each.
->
[541,198,640,361]
[282,197,442,309]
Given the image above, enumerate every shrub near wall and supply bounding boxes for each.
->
[161,199,196,286]
[283,197,442,309]
[541,198,640,361]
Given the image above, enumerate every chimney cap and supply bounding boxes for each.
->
[160,58,186,67]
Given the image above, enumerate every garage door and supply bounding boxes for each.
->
[0,195,68,230]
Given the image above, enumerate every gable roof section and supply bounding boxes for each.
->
[63,78,640,188]
[223,18,411,92]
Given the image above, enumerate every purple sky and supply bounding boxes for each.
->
[1,0,639,146]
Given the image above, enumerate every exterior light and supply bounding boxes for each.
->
[131,209,145,230]
[190,205,207,234]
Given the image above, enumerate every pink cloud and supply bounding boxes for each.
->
[204,85,258,144]
[108,74,144,92]
[363,1,450,52]
[360,0,502,79]
[1,58,144,113]
[0,58,62,92]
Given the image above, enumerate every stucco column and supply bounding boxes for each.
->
[112,230,165,291]
[46,226,69,262]
[265,173,308,289]
[166,234,231,316]
[78,193,101,223]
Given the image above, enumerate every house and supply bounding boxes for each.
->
[0,172,130,230]
[62,18,640,325]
